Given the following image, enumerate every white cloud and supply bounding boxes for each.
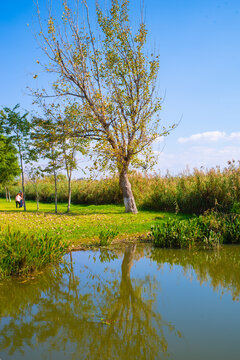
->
[229,132,240,141]
[153,136,165,144]
[154,145,240,175]
[178,131,240,144]
[178,131,226,144]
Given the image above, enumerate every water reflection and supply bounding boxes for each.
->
[1,245,240,359]
[151,246,240,301]
[0,246,179,359]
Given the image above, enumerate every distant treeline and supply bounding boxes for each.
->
[1,161,240,215]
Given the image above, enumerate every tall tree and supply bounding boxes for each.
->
[33,101,89,213]
[31,116,63,214]
[26,165,44,211]
[0,105,31,211]
[59,105,89,213]
[35,0,174,213]
[0,135,21,201]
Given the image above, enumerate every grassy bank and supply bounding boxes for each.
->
[0,198,184,278]
[0,199,186,246]
[1,197,239,278]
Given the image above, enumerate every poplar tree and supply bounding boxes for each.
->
[35,0,173,213]
[26,166,44,212]
[0,135,21,201]
[58,104,89,213]
[0,105,30,211]
[32,100,89,213]
[31,116,63,214]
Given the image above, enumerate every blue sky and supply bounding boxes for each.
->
[1,0,240,175]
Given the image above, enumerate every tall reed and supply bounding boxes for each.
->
[1,161,240,214]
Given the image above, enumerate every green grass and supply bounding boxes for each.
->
[0,198,188,246]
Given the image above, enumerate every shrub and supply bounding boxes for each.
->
[231,202,240,214]
[151,212,240,249]
[221,214,240,244]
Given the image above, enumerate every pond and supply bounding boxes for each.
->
[1,244,240,359]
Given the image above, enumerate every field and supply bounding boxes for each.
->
[0,198,187,247]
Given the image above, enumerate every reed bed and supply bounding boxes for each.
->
[1,161,240,215]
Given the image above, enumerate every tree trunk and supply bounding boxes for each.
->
[121,245,136,281]
[20,154,26,211]
[119,169,138,214]
[8,190,11,202]
[54,169,58,214]
[5,187,8,202]
[36,189,39,212]
[67,175,72,213]
[119,245,136,303]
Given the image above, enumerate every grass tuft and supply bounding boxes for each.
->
[0,226,69,278]
[99,228,119,246]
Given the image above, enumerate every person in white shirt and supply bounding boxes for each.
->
[15,193,21,208]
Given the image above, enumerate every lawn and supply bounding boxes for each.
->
[0,198,187,247]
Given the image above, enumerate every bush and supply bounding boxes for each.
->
[231,202,240,214]
[151,212,240,249]
[221,214,240,244]
[0,227,69,278]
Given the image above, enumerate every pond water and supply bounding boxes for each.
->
[1,245,240,359]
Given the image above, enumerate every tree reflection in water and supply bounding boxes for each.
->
[0,245,180,360]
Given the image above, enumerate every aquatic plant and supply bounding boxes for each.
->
[99,228,119,246]
[0,226,69,278]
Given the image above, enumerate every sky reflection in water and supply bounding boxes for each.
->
[1,245,240,359]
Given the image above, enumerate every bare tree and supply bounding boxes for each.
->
[34,0,174,213]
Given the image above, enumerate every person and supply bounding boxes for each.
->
[19,192,23,208]
[15,193,21,208]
